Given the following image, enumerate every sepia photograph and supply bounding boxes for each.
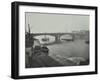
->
[25,12,90,68]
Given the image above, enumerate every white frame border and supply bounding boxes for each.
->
[19,5,95,76]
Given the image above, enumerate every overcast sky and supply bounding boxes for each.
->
[25,12,89,33]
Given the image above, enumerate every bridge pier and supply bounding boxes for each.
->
[55,35,61,43]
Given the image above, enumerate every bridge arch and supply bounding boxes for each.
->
[32,33,75,43]
[60,34,74,41]
[34,35,55,44]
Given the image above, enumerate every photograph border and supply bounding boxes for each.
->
[11,1,98,79]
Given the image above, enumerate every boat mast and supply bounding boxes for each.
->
[28,24,31,34]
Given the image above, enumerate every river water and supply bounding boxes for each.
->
[48,40,89,58]
[47,40,89,65]
[34,35,89,66]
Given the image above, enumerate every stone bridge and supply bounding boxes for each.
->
[31,33,79,43]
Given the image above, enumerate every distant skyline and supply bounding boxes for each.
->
[25,12,89,33]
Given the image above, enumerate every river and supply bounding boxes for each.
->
[34,35,89,66]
